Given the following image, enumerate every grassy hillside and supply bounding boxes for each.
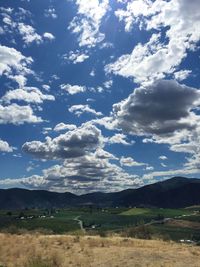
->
[0,234,200,267]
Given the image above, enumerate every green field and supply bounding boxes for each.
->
[0,207,200,242]
[120,207,192,217]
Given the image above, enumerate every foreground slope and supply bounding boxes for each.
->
[0,234,200,267]
[1,177,200,209]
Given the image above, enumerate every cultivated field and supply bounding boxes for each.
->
[0,234,200,267]
[1,207,200,242]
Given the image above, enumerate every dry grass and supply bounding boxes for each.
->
[0,233,200,267]
[166,219,200,229]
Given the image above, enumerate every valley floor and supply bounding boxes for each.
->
[0,234,200,267]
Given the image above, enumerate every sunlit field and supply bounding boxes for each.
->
[0,234,200,267]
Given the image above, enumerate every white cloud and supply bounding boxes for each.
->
[44,7,57,19]
[42,84,50,91]
[1,8,54,46]
[8,153,141,193]
[103,80,113,89]
[174,70,192,81]
[18,23,43,45]
[3,16,13,26]
[90,69,95,76]
[120,156,146,167]
[0,45,32,77]
[105,33,177,84]
[0,103,42,125]
[60,84,86,95]
[93,116,117,131]
[143,167,200,181]
[161,163,167,167]
[22,124,104,160]
[69,104,103,117]
[1,87,55,104]
[43,32,55,41]
[17,23,55,45]
[68,0,109,48]
[108,133,134,146]
[64,50,89,64]
[145,166,154,171]
[0,7,13,14]
[94,148,118,160]
[100,42,114,49]
[42,127,52,135]
[9,74,27,88]
[0,139,14,152]
[0,177,29,189]
[54,123,77,132]
[159,155,168,160]
[110,0,200,84]
[1,120,142,193]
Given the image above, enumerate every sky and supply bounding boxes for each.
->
[0,0,200,194]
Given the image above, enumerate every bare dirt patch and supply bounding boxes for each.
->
[166,219,200,230]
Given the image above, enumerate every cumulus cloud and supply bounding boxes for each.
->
[69,104,103,117]
[168,126,200,171]
[60,84,86,95]
[0,177,30,189]
[17,153,141,193]
[1,87,55,104]
[21,122,143,192]
[120,156,146,167]
[42,84,50,91]
[0,45,32,77]
[105,33,165,84]
[92,116,117,131]
[1,7,54,46]
[112,80,200,137]
[18,23,55,44]
[108,0,200,84]
[43,32,55,40]
[174,70,192,81]
[68,0,109,48]
[18,23,43,44]
[22,124,103,160]
[42,127,52,135]
[0,139,14,152]
[108,133,134,146]
[103,80,113,89]
[64,50,89,64]
[54,123,77,132]
[14,120,143,192]
[9,74,27,88]
[0,103,42,125]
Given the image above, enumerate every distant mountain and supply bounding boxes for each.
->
[1,177,200,209]
[0,188,78,209]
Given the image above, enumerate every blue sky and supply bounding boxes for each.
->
[0,0,200,193]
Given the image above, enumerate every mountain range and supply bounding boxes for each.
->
[0,177,200,209]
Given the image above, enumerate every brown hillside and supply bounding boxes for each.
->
[0,234,200,267]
